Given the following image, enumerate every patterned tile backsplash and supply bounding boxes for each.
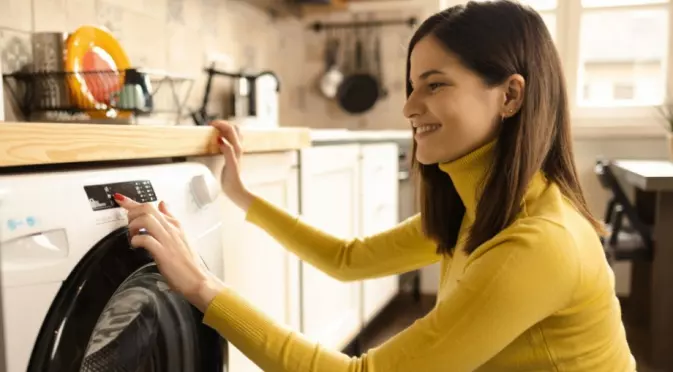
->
[0,0,417,129]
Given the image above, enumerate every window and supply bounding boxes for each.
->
[452,0,671,122]
[577,0,669,107]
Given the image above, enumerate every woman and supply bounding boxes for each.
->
[114,1,636,370]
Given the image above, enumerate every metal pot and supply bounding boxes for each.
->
[319,29,343,99]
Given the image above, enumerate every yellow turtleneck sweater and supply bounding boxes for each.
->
[203,141,636,371]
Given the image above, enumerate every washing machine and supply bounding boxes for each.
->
[0,162,228,372]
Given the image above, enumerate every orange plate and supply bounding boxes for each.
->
[65,25,132,119]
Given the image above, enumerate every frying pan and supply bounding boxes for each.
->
[337,27,379,114]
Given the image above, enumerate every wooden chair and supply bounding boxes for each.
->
[594,159,653,261]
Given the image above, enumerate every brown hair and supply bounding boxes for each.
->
[407,0,603,255]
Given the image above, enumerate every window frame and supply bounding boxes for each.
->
[441,0,673,132]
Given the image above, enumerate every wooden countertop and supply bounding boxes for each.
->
[0,122,311,167]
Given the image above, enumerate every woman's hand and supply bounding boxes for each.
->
[209,120,253,211]
[114,193,224,312]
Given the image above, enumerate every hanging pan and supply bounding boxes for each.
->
[319,28,343,99]
[336,25,379,114]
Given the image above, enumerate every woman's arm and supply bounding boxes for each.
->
[210,120,437,281]
[201,219,580,372]
[244,193,440,281]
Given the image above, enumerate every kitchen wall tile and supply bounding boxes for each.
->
[166,25,203,74]
[97,0,142,14]
[66,0,97,32]
[95,1,123,37]
[0,29,32,73]
[0,28,32,121]
[97,0,166,19]
[200,0,217,37]
[181,0,202,31]
[119,11,167,69]
[33,0,67,32]
[143,0,167,21]
[0,0,33,32]
[167,0,183,24]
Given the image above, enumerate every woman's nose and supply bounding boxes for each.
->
[403,91,423,119]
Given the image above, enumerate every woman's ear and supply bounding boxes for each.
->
[501,74,525,119]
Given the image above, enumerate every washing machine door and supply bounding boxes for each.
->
[27,228,226,372]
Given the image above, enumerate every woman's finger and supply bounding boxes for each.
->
[159,201,181,228]
[125,201,174,232]
[130,233,163,257]
[234,123,244,142]
[114,193,140,208]
[128,213,171,244]
[210,120,242,159]
[217,137,241,173]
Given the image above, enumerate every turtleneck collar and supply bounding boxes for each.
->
[438,140,549,221]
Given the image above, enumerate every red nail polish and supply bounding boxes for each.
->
[113,193,124,201]
[217,137,224,145]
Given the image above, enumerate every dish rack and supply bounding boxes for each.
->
[2,69,194,125]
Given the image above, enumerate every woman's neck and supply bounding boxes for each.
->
[438,141,548,222]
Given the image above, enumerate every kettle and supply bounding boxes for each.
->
[232,70,280,127]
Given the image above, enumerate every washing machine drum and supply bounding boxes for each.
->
[27,228,225,372]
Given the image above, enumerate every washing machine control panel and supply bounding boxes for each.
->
[84,180,157,211]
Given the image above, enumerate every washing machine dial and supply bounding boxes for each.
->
[190,174,220,208]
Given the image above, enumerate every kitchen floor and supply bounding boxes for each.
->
[345,293,657,371]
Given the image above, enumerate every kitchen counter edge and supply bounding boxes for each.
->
[0,122,312,167]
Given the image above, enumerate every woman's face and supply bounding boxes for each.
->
[404,35,510,165]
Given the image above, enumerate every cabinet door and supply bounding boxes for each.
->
[360,143,400,323]
[299,145,362,351]
[220,152,300,372]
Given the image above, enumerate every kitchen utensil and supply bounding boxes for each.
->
[123,68,153,114]
[64,25,131,119]
[232,70,280,125]
[31,32,69,110]
[319,28,343,99]
[374,25,388,98]
[110,84,146,111]
[251,72,280,127]
[336,24,379,114]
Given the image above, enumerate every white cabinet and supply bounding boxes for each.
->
[299,144,363,351]
[220,151,301,372]
[214,140,401,368]
[359,143,400,323]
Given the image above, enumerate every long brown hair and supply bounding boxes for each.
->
[407,0,603,255]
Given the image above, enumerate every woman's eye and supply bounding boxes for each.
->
[428,82,445,91]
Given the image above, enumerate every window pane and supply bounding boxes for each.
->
[578,8,668,106]
[582,0,668,8]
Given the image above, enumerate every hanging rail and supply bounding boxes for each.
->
[309,17,418,32]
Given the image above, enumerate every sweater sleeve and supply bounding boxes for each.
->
[244,194,439,281]
[202,219,581,372]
